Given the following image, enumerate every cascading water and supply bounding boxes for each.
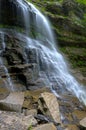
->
[0,32,14,91]
[0,0,86,105]
[25,1,86,105]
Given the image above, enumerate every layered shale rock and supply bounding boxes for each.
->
[0,30,45,91]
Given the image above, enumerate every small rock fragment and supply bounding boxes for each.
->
[80,117,86,130]
[32,123,57,130]
[24,109,37,116]
[64,125,79,130]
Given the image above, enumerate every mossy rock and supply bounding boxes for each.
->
[0,87,10,100]
[27,0,86,46]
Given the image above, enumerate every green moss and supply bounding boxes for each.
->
[0,24,25,33]
[26,0,86,46]
[60,47,86,68]
[76,0,86,5]
[28,125,32,130]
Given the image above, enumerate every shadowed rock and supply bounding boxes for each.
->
[0,0,26,28]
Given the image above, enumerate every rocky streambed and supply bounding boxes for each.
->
[0,88,86,130]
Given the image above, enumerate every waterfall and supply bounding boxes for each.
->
[25,1,86,106]
[0,0,86,105]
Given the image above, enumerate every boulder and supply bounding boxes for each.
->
[23,88,50,110]
[80,117,86,130]
[0,110,37,130]
[38,92,61,124]
[32,123,57,130]
[0,92,24,112]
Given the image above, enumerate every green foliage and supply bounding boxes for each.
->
[28,125,32,130]
[0,24,24,33]
[26,0,86,43]
[60,47,86,68]
[82,13,86,26]
[27,0,86,4]
[76,0,86,5]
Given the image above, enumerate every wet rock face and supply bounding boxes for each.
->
[0,0,27,29]
[0,30,41,91]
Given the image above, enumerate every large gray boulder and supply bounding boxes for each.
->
[0,110,37,130]
[0,92,24,112]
